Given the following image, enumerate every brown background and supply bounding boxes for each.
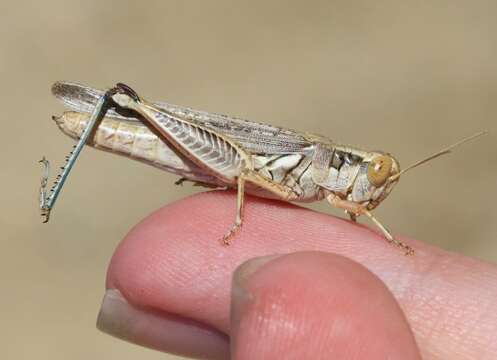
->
[2,1,496,359]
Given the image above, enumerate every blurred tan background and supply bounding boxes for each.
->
[1,1,496,359]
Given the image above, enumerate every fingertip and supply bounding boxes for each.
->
[230,252,421,360]
[104,191,422,334]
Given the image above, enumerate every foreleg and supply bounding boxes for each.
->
[326,193,414,255]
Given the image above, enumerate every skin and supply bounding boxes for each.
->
[97,191,497,360]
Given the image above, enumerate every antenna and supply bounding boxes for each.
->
[388,131,487,182]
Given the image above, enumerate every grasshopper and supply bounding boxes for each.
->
[39,82,485,255]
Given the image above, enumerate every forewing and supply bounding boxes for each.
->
[52,81,313,155]
[52,82,130,120]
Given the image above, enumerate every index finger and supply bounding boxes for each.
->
[103,191,497,359]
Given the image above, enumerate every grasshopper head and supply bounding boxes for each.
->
[359,131,486,210]
[350,152,401,210]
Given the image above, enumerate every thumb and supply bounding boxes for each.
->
[230,251,421,360]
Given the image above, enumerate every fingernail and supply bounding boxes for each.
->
[97,289,229,360]
[233,254,282,291]
[230,254,282,342]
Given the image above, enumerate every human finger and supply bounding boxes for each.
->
[99,191,497,359]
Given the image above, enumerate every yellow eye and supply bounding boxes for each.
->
[367,155,392,187]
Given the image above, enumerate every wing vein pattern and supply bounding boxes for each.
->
[52,82,314,155]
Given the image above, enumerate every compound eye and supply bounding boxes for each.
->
[367,155,392,187]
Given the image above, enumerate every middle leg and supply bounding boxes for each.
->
[222,169,300,245]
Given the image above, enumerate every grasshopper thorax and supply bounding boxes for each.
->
[311,146,401,209]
